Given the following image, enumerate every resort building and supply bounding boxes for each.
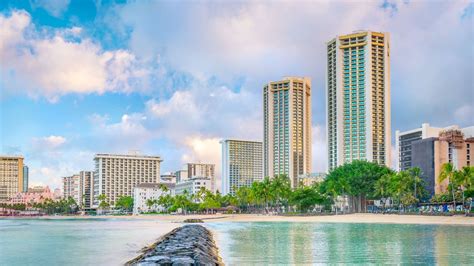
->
[80,171,94,209]
[263,77,312,187]
[297,173,326,187]
[221,139,263,195]
[326,31,391,170]
[187,163,216,192]
[160,173,177,183]
[411,126,474,196]
[93,153,162,208]
[9,186,54,205]
[22,165,29,192]
[0,155,24,202]
[175,169,188,183]
[174,177,212,200]
[132,183,175,214]
[63,174,82,204]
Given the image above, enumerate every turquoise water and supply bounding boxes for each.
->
[1,218,473,265]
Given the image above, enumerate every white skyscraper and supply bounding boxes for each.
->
[263,77,312,187]
[221,139,263,195]
[327,31,391,170]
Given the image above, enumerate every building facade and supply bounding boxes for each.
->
[263,77,312,187]
[160,173,177,184]
[63,174,82,204]
[175,169,188,183]
[133,183,174,214]
[0,156,24,202]
[22,165,29,193]
[327,31,391,170]
[174,177,212,199]
[93,153,162,208]
[412,127,474,196]
[221,139,263,195]
[187,163,216,192]
[9,186,54,205]
[297,173,326,187]
[80,171,94,209]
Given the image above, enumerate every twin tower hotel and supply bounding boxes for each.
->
[222,30,391,194]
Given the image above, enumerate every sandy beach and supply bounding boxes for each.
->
[20,213,474,225]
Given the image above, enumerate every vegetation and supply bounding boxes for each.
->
[115,195,134,212]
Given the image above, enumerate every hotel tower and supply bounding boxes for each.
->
[263,77,312,187]
[327,31,391,170]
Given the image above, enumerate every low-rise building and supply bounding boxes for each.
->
[297,173,326,187]
[133,183,174,214]
[174,177,212,200]
[9,186,54,205]
[160,173,176,183]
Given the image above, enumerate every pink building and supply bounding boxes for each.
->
[8,186,55,205]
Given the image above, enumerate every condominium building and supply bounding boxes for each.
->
[80,171,94,209]
[187,163,215,192]
[263,77,312,187]
[93,153,162,208]
[412,126,474,196]
[174,177,212,200]
[221,139,263,195]
[175,169,188,183]
[63,174,82,204]
[133,183,175,214]
[22,165,29,193]
[327,31,391,170]
[0,155,24,202]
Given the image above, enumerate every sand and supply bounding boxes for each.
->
[24,213,474,225]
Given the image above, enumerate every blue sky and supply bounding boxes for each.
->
[1,0,473,189]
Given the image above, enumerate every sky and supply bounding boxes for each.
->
[0,0,473,190]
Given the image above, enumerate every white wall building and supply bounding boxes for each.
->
[93,153,162,208]
[133,183,174,214]
[221,139,263,196]
[187,163,216,192]
[175,169,188,183]
[174,177,212,200]
[63,174,82,204]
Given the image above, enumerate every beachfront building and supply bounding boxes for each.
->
[93,153,162,208]
[187,163,216,192]
[326,31,391,171]
[175,169,188,183]
[174,177,212,201]
[22,165,29,192]
[0,155,24,202]
[160,173,177,183]
[9,186,54,205]
[221,139,263,195]
[263,77,312,188]
[297,173,326,187]
[63,174,82,204]
[412,127,474,196]
[132,183,175,214]
[80,171,94,209]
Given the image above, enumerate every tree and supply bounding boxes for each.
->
[439,163,457,210]
[98,194,110,210]
[289,186,329,212]
[455,166,474,212]
[115,195,134,212]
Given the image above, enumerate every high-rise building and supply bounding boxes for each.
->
[327,31,391,170]
[93,153,162,208]
[187,163,215,192]
[0,155,24,202]
[175,169,188,183]
[221,139,263,195]
[22,165,29,192]
[263,77,312,187]
[80,171,94,209]
[63,174,82,204]
[412,126,473,196]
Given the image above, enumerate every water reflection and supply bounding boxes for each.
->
[208,222,474,265]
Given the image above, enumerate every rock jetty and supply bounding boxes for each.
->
[127,224,223,265]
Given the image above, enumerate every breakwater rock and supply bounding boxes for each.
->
[127,224,224,265]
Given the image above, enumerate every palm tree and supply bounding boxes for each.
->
[439,163,457,211]
[455,166,473,212]
[409,167,423,203]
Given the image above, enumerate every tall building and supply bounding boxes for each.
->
[187,163,216,192]
[412,126,473,196]
[327,31,391,170]
[0,155,24,202]
[175,169,188,183]
[22,165,29,192]
[63,174,82,204]
[93,153,162,208]
[263,77,312,187]
[80,171,94,209]
[221,139,263,195]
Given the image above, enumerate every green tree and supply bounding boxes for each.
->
[115,195,134,212]
[439,163,457,210]
[98,194,110,210]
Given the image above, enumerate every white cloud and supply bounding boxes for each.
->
[30,0,71,17]
[32,135,67,150]
[312,125,327,173]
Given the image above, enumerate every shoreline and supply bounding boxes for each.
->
[2,213,473,225]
